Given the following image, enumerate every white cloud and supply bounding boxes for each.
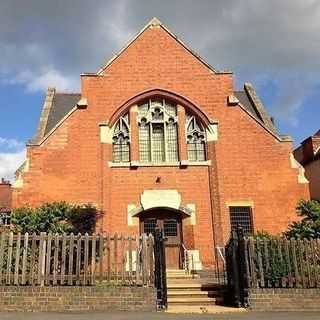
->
[0,0,320,124]
[5,69,79,93]
[0,137,24,150]
[0,149,26,182]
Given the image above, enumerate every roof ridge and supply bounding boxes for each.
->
[55,92,81,96]
[244,83,278,135]
[314,129,320,136]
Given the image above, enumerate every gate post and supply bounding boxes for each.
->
[237,227,249,307]
[154,228,167,309]
[226,227,250,307]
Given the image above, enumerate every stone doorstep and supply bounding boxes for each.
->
[166,305,247,314]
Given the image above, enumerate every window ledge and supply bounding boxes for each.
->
[108,160,211,168]
[108,161,131,168]
[130,161,180,167]
[181,160,211,166]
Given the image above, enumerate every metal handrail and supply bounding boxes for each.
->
[215,246,226,263]
[181,243,191,274]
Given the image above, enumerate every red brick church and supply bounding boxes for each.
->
[12,18,309,269]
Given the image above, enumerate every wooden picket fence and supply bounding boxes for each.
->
[245,237,320,288]
[0,232,154,286]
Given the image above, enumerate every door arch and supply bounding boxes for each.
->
[139,208,183,269]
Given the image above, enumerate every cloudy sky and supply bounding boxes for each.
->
[0,0,319,180]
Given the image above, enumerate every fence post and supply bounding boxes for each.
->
[230,229,241,307]
[226,227,250,307]
[238,228,250,307]
[154,228,167,309]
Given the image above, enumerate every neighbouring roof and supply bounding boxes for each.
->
[44,93,81,136]
[294,129,320,165]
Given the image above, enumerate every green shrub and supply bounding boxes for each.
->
[11,202,97,234]
[285,199,320,239]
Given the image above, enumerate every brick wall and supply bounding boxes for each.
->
[305,159,320,201]
[248,288,320,311]
[0,178,12,211]
[0,286,156,312]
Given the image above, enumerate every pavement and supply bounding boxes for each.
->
[0,311,319,320]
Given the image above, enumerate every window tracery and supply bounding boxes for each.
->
[137,99,178,162]
[186,113,206,161]
[112,113,130,162]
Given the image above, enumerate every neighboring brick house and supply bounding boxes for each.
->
[12,18,309,269]
[294,130,320,201]
[0,178,12,225]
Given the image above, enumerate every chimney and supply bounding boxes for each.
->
[0,178,12,211]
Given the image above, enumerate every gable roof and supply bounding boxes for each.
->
[234,90,263,123]
[28,89,81,145]
[45,93,81,136]
[234,83,278,135]
[28,18,281,146]
[96,17,231,76]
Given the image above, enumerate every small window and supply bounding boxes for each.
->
[0,212,11,226]
[143,218,157,235]
[112,113,130,162]
[186,113,206,161]
[229,206,253,234]
[164,219,178,237]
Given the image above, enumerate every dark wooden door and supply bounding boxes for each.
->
[140,211,182,269]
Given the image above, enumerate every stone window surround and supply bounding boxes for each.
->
[108,160,211,168]
[100,101,218,166]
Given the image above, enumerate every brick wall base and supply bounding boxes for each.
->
[248,288,320,311]
[0,286,156,312]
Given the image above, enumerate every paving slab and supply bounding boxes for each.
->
[0,311,319,320]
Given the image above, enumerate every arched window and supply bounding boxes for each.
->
[138,99,178,162]
[186,113,206,161]
[112,113,130,162]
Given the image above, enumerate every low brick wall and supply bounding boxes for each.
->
[0,286,156,312]
[248,288,320,311]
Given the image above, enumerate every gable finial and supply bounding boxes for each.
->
[148,17,162,27]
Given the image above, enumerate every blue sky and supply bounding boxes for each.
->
[0,0,319,180]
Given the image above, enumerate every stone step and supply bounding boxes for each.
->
[168,290,210,297]
[167,284,204,290]
[167,279,225,288]
[168,297,216,306]
[168,289,222,297]
[166,274,199,279]
[166,305,247,314]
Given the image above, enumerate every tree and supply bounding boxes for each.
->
[285,199,320,239]
[11,202,97,234]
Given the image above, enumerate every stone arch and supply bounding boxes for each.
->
[109,88,212,127]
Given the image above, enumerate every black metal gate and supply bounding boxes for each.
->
[154,228,167,309]
[225,227,249,307]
